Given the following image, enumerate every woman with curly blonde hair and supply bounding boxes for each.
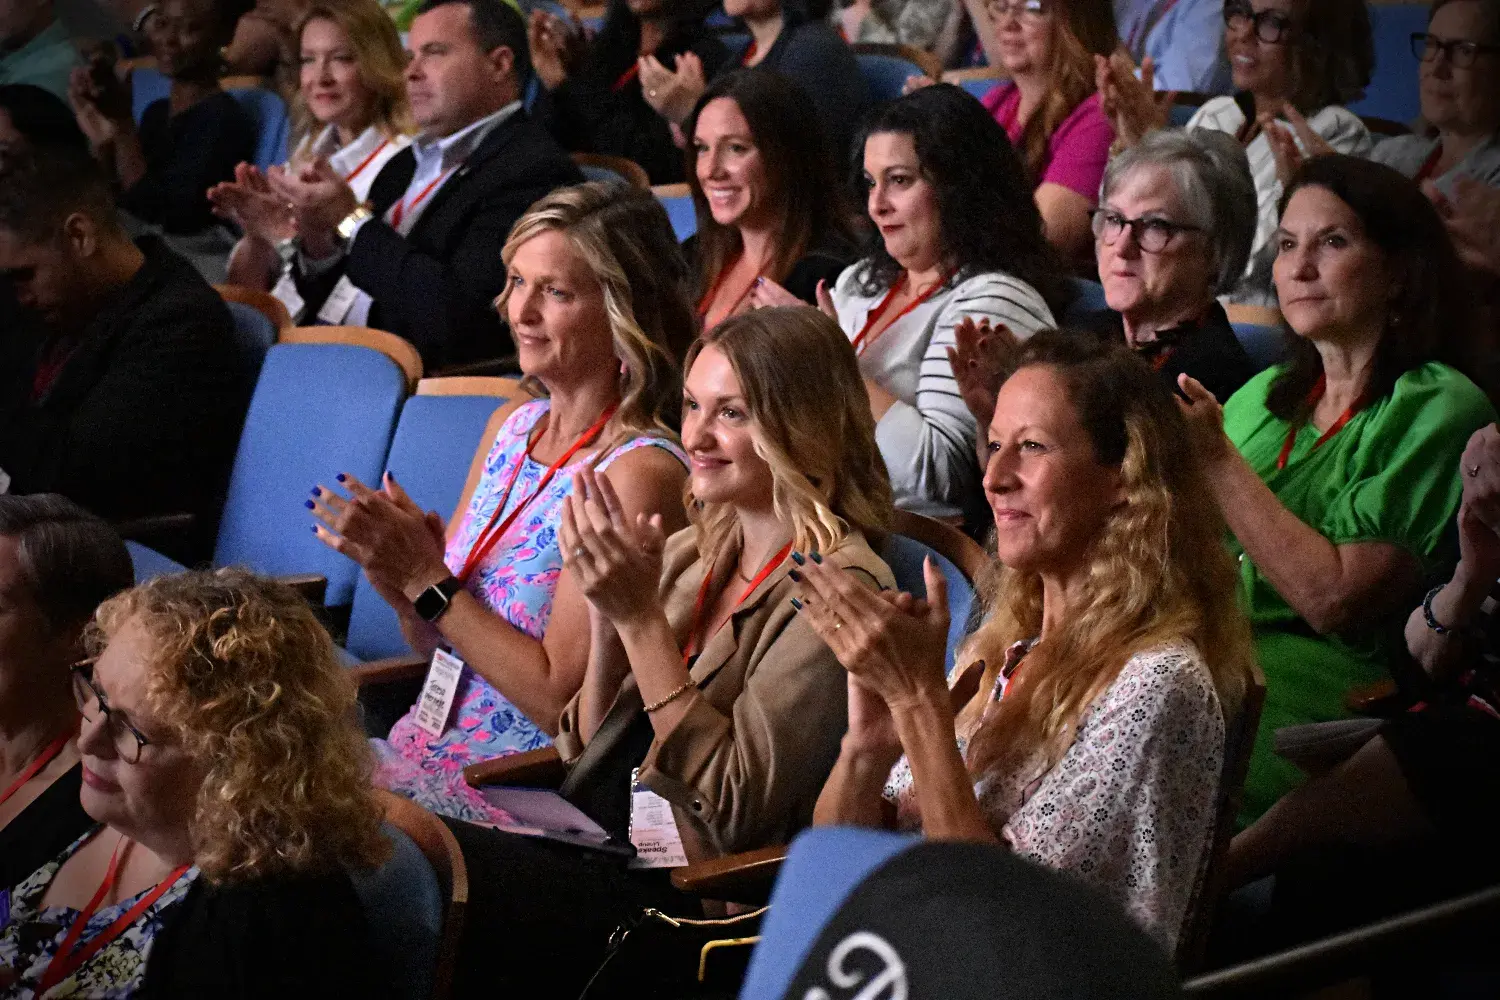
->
[802,329,1253,954]
[0,569,391,998]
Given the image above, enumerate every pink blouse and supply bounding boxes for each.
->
[982,84,1115,201]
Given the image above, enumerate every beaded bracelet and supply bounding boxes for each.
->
[644,679,695,713]
[1422,584,1459,635]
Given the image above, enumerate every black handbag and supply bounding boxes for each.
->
[578,906,768,1000]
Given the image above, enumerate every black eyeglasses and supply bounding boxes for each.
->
[72,659,151,765]
[1224,1,1292,44]
[1411,32,1500,69]
[1090,209,1201,253]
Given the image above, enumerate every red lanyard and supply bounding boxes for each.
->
[740,41,758,65]
[457,403,619,583]
[342,137,391,184]
[0,732,71,809]
[1148,346,1176,372]
[391,167,455,229]
[1275,374,1362,470]
[1414,142,1444,184]
[36,836,192,995]
[696,255,763,324]
[850,271,955,356]
[613,62,640,93]
[680,543,793,664]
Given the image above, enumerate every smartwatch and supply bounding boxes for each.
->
[413,576,464,623]
[336,203,375,242]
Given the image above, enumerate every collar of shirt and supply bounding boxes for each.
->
[410,101,522,176]
[318,124,395,177]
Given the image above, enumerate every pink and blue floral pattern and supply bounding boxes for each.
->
[378,400,685,823]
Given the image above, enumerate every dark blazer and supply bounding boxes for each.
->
[1077,302,1260,404]
[293,109,584,370]
[0,237,252,560]
[684,231,856,308]
[122,92,256,235]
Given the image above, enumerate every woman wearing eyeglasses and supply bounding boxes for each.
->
[0,570,393,997]
[0,497,133,894]
[1098,0,1375,304]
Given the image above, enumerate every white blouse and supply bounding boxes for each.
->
[831,265,1055,524]
[293,124,410,202]
[884,642,1226,952]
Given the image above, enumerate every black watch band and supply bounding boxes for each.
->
[413,575,464,623]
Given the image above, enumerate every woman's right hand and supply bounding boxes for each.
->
[947,316,1016,428]
[68,66,119,148]
[528,9,580,91]
[1094,52,1172,149]
[1457,424,1500,584]
[561,466,668,627]
[208,162,296,243]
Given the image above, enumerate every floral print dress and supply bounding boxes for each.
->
[0,828,199,999]
[375,399,686,825]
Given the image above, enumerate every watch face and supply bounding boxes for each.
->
[414,585,449,622]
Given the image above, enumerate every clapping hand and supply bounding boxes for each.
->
[310,472,449,607]
[209,162,296,243]
[1427,176,1500,278]
[267,158,359,259]
[638,51,706,127]
[68,65,122,148]
[528,8,584,90]
[1457,424,1500,582]
[1263,103,1335,187]
[1094,53,1172,149]
[947,316,1017,429]
[560,466,668,626]
[746,276,803,310]
[1175,374,1231,465]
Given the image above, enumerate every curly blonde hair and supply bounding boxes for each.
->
[87,569,389,883]
[960,331,1253,780]
[684,307,893,568]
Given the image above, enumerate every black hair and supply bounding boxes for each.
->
[584,0,716,91]
[0,84,90,155]
[417,0,531,85]
[0,143,117,244]
[848,84,1070,319]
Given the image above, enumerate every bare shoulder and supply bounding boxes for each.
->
[599,441,689,515]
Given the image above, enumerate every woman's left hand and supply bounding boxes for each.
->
[794,553,951,711]
[1176,374,1231,467]
[747,276,803,310]
[561,466,668,626]
[638,52,706,127]
[310,472,450,601]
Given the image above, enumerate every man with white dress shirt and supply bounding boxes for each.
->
[273,0,582,370]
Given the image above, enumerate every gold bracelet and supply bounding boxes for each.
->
[644,679,695,713]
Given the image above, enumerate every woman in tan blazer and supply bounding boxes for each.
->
[440,306,896,994]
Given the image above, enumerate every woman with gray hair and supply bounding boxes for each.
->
[0,494,133,890]
[1079,128,1261,403]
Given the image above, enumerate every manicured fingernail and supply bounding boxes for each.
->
[809,551,823,564]
[788,569,802,582]
[310,524,318,533]
[336,473,347,482]
[304,499,315,509]
[790,551,805,566]
[754,276,764,286]
[310,486,320,495]
[790,597,804,610]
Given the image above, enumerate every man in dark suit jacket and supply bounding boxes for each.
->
[275,0,583,372]
[0,144,252,562]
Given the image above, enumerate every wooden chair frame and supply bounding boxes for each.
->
[281,325,424,394]
[376,790,468,1000]
[1224,304,1283,329]
[852,43,945,83]
[572,152,651,190]
[651,182,692,200]
[215,282,293,334]
[939,66,1008,85]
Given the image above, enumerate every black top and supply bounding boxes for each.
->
[123,92,256,235]
[1077,302,1259,404]
[140,868,394,1000]
[0,762,90,891]
[292,110,584,371]
[0,236,253,561]
[683,232,855,308]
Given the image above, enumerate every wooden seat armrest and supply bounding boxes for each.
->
[430,355,521,378]
[277,573,328,606]
[463,747,566,789]
[670,844,789,902]
[348,654,430,687]
[1346,679,1402,717]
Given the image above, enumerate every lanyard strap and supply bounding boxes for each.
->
[342,138,391,184]
[36,837,191,995]
[1275,374,1362,471]
[0,731,71,808]
[850,270,955,356]
[696,255,763,323]
[457,402,620,583]
[740,40,758,65]
[612,62,640,93]
[391,167,455,229]
[681,543,793,664]
[1414,142,1444,184]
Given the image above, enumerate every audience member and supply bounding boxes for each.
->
[0,80,87,149]
[0,570,393,995]
[0,495,132,892]
[273,0,582,370]
[0,144,252,562]
[1114,0,1232,95]
[210,0,413,302]
[1429,173,1500,277]
[1100,0,1375,304]
[312,183,692,824]
[527,0,729,184]
[69,0,257,239]
[1080,128,1259,403]
[830,84,1067,529]
[442,306,894,996]
[684,70,857,328]
[223,0,310,89]
[0,0,79,100]
[1225,422,1500,895]
[1175,155,1496,822]
[844,0,958,51]
[803,329,1253,953]
[632,0,867,169]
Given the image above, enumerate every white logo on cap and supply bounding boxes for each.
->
[803,930,908,1000]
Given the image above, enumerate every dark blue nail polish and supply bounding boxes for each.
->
[336,473,347,482]
[310,486,320,496]
[304,499,315,509]
[790,597,804,611]
[790,551,805,566]
[788,569,803,582]
[809,551,823,564]
[310,525,318,533]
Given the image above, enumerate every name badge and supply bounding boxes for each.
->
[317,274,363,325]
[271,271,306,323]
[627,767,688,869]
[413,648,466,739]
[0,466,10,494]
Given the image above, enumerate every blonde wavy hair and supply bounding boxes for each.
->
[684,307,893,568]
[86,569,389,883]
[289,0,414,149]
[959,331,1253,780]
[496,182,696,442]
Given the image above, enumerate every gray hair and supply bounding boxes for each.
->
[1099,128,1258,297]
[0,494,133,629]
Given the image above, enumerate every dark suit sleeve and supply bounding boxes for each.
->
[119,96,256,234]
[783,253,850,304]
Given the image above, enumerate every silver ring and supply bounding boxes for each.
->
[1468,465,1481,478]
[648,89,657,98]
[573,546,587,558]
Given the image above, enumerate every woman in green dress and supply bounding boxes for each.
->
[1176,154,1496,822]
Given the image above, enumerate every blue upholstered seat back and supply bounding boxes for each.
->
[881,533,976,679]
[350,822,443,1000]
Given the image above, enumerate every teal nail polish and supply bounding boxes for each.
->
[790,551,806,566]
[809,551,823,564]
[790,597,804,611]
[788,569,803,582]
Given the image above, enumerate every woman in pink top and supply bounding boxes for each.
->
[979,0,1118,262]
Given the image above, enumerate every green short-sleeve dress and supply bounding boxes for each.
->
[1223,361,1495,821]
